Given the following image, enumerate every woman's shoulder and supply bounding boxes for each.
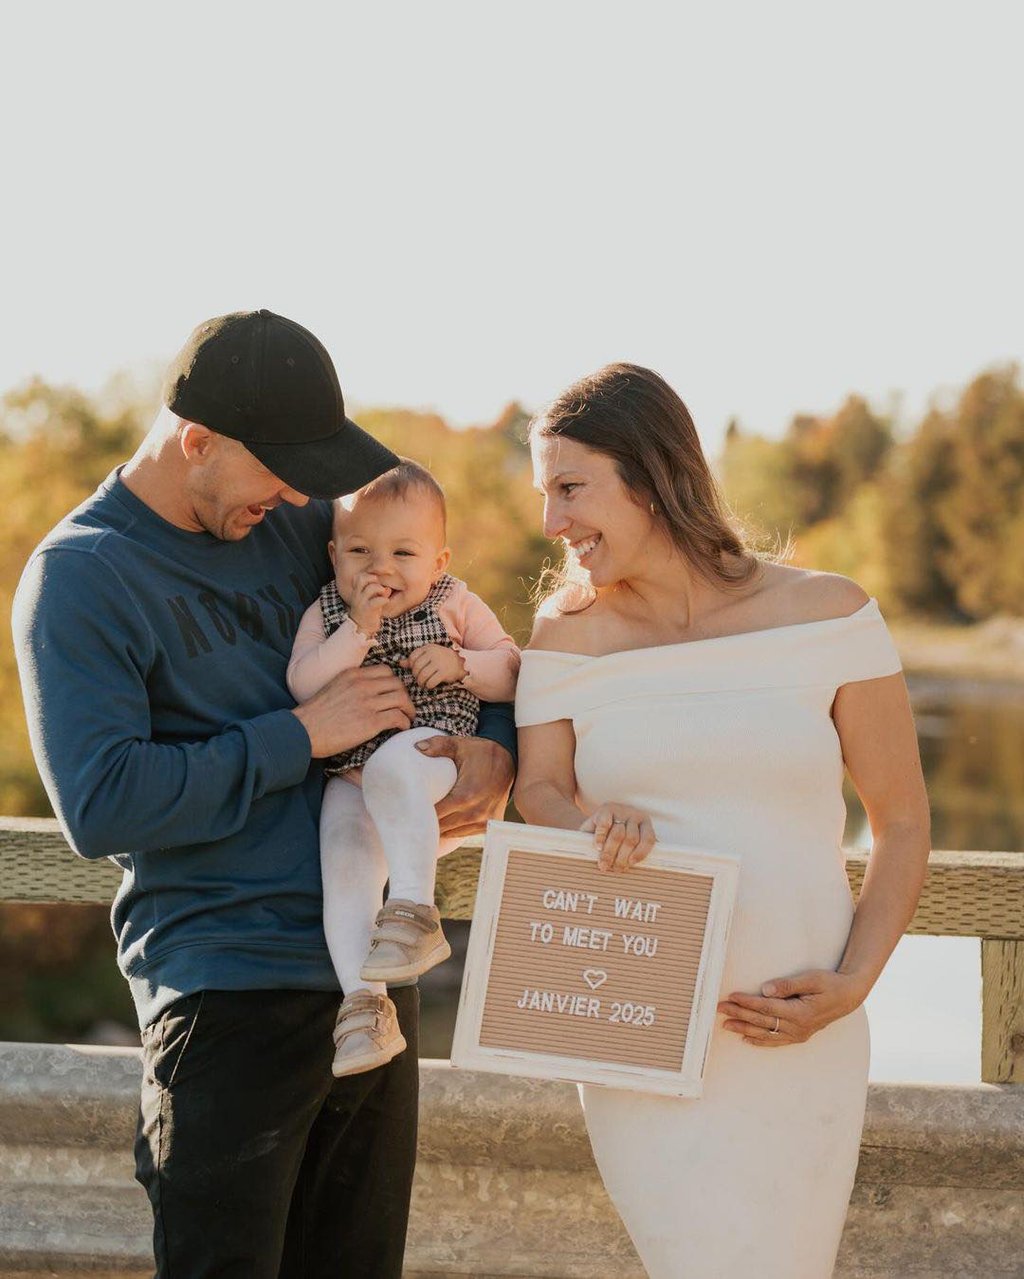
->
[755,565,870,625]
[527,607,598,656]
[517,602,609,725]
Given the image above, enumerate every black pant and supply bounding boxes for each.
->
[134,986,419,1278]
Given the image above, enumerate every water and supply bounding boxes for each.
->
[864,936,982,1083]
[850,676,1024,1083]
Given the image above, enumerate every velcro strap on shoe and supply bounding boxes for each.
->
[373,903,439,934]
[334,1014,376,1044]
[334,996,391,1045]
[369,920,429,949]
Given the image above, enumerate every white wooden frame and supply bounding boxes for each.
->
[451,821,740,1097]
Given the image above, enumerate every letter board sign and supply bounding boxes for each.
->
[452,822,739,1096]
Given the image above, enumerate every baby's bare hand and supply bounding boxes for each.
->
[400,644,467,690]
[347,572,390,636]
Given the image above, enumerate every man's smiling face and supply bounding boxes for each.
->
[184,429,310,541]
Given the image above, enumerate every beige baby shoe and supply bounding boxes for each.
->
[359,899,452,983]
[331,990,407,1077]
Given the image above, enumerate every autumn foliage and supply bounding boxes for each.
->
[4,364,1023,818]
[719,365,1024,620]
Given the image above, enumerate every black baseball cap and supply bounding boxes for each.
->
[162,310,399,499]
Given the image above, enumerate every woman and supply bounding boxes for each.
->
[514,364,930,1278]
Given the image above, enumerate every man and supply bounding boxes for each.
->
[12,310,515,1278]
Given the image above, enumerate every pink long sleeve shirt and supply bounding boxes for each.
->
[287,576,521,705]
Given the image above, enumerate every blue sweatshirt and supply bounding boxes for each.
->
[12,470,516,1027]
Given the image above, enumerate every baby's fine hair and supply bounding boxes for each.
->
[336,458,447,534]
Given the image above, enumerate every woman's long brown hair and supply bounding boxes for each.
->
[530,363,758,612]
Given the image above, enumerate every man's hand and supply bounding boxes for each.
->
[415,735,514,839]
[400,644,467,690]
[292,665,414,759]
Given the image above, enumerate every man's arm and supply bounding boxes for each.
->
[475,700,516,764]
[13,548,412,859]
[13,547,314,859]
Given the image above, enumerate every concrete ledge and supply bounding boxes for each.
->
[2,1042,1022,1277]
[0,1044,139,1150]
[856,1081,1024,1188]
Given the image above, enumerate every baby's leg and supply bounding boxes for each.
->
[319,775,388,998]
[359,726,460,905]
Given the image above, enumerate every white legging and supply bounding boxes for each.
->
[320,727,460,997]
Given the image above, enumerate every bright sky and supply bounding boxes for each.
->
[3,3,1021,450]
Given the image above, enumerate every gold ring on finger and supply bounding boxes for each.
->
[769,1016,780,1035]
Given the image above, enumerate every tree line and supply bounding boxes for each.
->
[719,364,1024,619]
[2,365,1021,816]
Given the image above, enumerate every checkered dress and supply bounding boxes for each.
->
[321,573,481,776]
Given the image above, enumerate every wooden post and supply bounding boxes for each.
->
[981,938,1024,1084]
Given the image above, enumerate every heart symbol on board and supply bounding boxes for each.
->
[583,969,608,990]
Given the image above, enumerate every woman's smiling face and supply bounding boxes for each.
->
[531,433,661,588]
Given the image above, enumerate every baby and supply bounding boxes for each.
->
[288,459,520,1076]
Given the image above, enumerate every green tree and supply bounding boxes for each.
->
[717,424,803,541]
[937,367,1024,618]
[796,483,892,605]
[718,397,892,545]
[881,407,959,616]
[828,395,893,510]
[0,379,149,814]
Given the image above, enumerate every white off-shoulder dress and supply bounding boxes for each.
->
[515,600,903,1279]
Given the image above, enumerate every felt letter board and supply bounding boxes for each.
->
[452,822,739,1096]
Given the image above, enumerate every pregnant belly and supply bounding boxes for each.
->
[581,793,856,993]
[572,695,856,987]
[720,860,855,994]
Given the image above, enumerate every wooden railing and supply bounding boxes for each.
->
[2,818,1022,1084]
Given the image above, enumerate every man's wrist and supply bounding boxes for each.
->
[473,700,517,770]
[290,704,320,757]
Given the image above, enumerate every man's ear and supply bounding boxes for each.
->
[433,546,452,580]
[328,539,337,569]
[179,421,215,463]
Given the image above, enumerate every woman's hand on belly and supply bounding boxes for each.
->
[580,803,656,873]
[716,969,867,1047]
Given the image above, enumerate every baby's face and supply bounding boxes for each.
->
[330,490,451,617]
